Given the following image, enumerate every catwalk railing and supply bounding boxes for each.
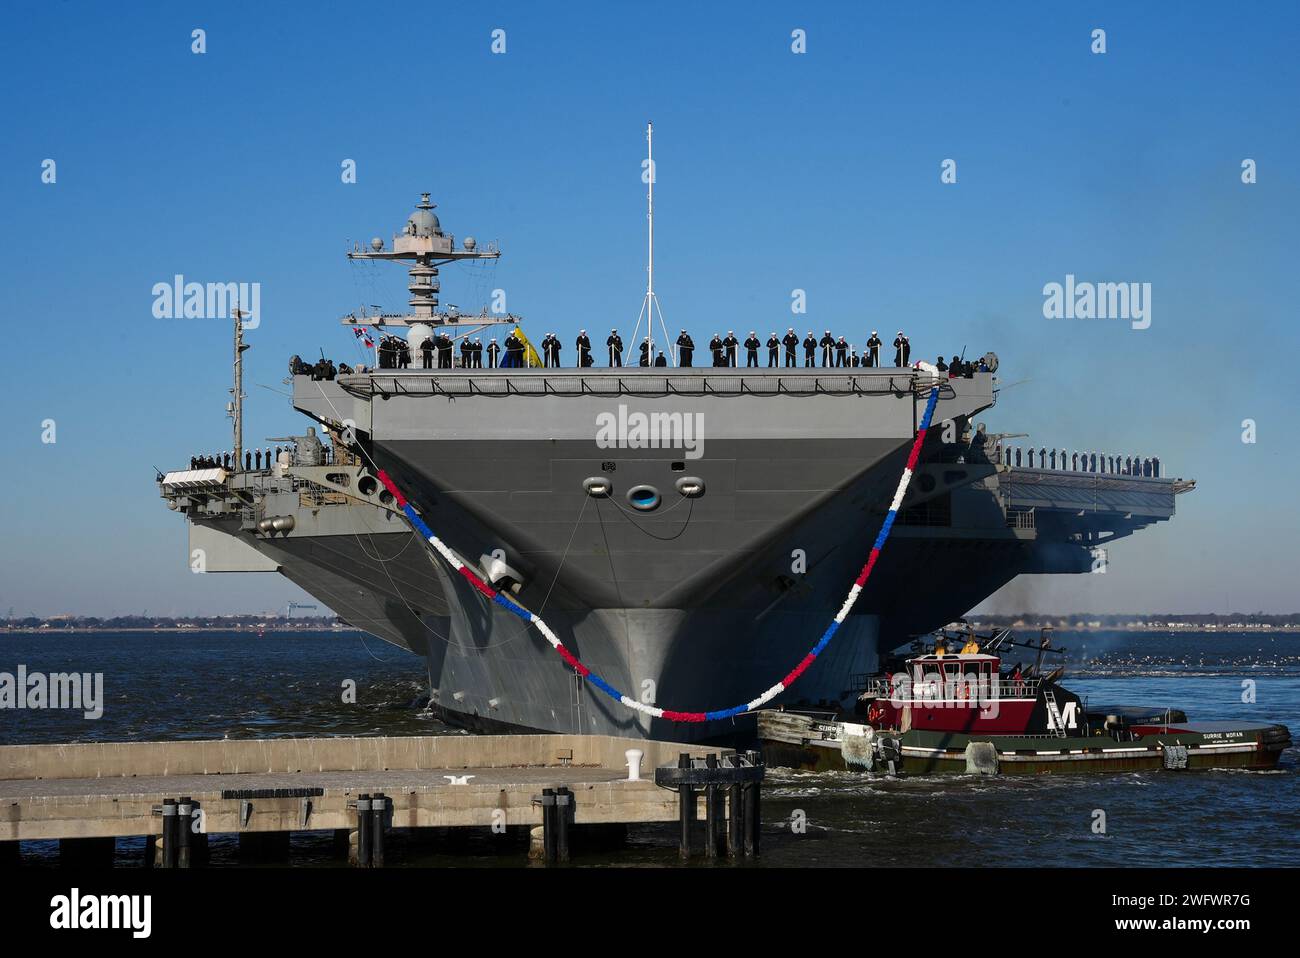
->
[335,367,974,399]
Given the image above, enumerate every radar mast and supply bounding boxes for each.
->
[342,194,523,341]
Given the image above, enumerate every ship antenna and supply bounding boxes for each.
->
[631,122,674,364]
[230,295,250,468]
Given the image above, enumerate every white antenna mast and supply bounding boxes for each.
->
[631,121,673,364]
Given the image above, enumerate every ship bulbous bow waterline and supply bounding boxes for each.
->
[161,363,1192,742]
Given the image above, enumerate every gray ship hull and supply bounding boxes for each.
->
[167,367,1188,742]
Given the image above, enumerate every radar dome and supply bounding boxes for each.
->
[370,237,384,251]
[463,236,476,251]
[407,323,434,351]
[407,209,441,237]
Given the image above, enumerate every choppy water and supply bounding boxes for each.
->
[2,630,1297,867]
[0,630,441,744]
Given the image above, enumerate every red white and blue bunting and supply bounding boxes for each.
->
[377,384,942,723]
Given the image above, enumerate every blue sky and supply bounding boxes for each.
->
[2,1,1297,616]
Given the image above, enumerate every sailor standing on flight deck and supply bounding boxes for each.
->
[766,332,780,367]
[639,338,652,366]
[487,337,500,368]
[723,331,739,367]
[835,336,849,367]
[676,330,694,367]
[709,333,724,367]
[472,337,483,367]
[460,336,472,368]
[866,330,882,368]
[803,331,817,367]
[820,330,835,367]
[782,328,799,367]
[420,336,434,369]
[575,330,592,367]
[744,332,761,367]
[606,329,624,367]
[893,331,910,366]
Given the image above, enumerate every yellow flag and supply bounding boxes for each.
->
[510,324,543,368]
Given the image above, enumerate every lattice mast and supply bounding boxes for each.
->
[229,300,250,465]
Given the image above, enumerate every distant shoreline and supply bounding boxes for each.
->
[4,625,1299,637]
[2,627,365,636]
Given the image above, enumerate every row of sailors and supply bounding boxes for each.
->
[376,333,531,369]
[1004,447,1162,477]
[189,446,335,473]
[568,329,922,368]
[360,329,990,372]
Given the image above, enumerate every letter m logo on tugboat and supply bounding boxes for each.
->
[1046,699,1079,732]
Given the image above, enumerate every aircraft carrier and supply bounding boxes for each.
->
[158,193,1194,743]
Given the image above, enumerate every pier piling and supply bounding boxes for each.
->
[676,753,694,860]
[355,794,372,867]
[370,793,387,868]
[161,798,178,868]
[659,750,764,862]
[727,755,744,858]
[539,788,558,863]
[704,754,722,860]
[177,798,193,868]
[555,787,572,863]
[744,750,761,858]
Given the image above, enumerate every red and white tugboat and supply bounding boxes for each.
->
[758,628,1292,775]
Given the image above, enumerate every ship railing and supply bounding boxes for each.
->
[343,369,957,399]
[1001,447,1161,478]
[862,677,1041,701]
[1006,508,1036,529]
[227,469,348,508]
[234,472,298,495]
[297,482,349,508]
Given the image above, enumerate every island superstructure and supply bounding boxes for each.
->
[159,195,1193,742]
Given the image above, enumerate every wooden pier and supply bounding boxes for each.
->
[0,734,763,866]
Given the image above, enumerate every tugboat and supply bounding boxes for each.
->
[758,627,1292,774]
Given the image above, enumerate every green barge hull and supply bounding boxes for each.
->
[758,711,1292,776]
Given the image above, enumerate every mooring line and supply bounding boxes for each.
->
[374,384,941,723]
